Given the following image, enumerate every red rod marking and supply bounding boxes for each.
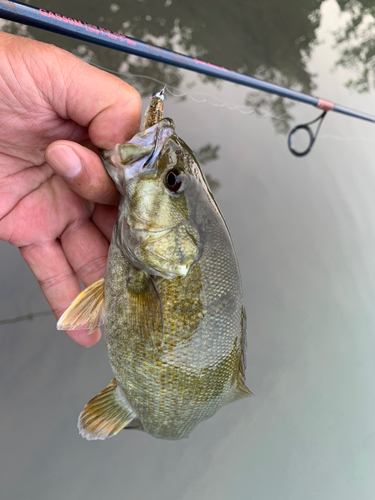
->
[39,9,229,68]
[194,58,228,72]
[317,98,334,111]
[39,9,136,45]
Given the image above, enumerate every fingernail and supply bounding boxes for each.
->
[47,145,82,179]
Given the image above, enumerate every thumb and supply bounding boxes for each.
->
[55,53,142,149]
[45,140,120,206]
[42,46,141,203]
[27,38,142,148]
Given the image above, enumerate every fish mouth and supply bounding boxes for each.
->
[102,118,175,183]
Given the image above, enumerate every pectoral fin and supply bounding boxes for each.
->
[57,278,105,334]
[78,379,141,440]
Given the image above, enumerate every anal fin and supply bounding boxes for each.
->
[78,379,141,440]
[57,278,105,333]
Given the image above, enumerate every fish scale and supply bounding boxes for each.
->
[104,202,246,439]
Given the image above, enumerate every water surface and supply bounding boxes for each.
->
[1,1,375,499]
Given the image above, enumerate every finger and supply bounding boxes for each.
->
[60,217,109,286]
[66,70,142,148]
[45,140,120,206]
[3,34,141,148]
[40,47,142,148]
[92,204,118,242]
[20,240,101,347]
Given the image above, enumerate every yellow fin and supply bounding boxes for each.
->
[57,278,105,333]
[78,379,140,440]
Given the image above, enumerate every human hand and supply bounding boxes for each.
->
[0,32,141,346]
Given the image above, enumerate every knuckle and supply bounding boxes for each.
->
[75,255,107,283]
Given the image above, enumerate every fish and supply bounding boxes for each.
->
[57,89,252,440]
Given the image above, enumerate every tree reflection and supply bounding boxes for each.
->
[195,144,220,165]
[335,0,375,93]
[1,0,325,131]
[195,144,221,193]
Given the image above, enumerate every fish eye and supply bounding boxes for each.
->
[164,168,183,193]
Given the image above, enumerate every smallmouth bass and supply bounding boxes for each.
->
[58,89,252,440]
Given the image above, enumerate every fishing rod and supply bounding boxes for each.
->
[0,0,374,156]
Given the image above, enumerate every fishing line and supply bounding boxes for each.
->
[77,61,375,149]
[0,310,54,327]
[88,60,292,122]
[319,134,374,143]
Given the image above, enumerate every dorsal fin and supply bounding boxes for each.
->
[239,305,248,384]
[228,305,253,403]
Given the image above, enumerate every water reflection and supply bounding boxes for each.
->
[2,2,375,499]
[195,144,221,192]
[335,0,375,93]
[1,0,327,127]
